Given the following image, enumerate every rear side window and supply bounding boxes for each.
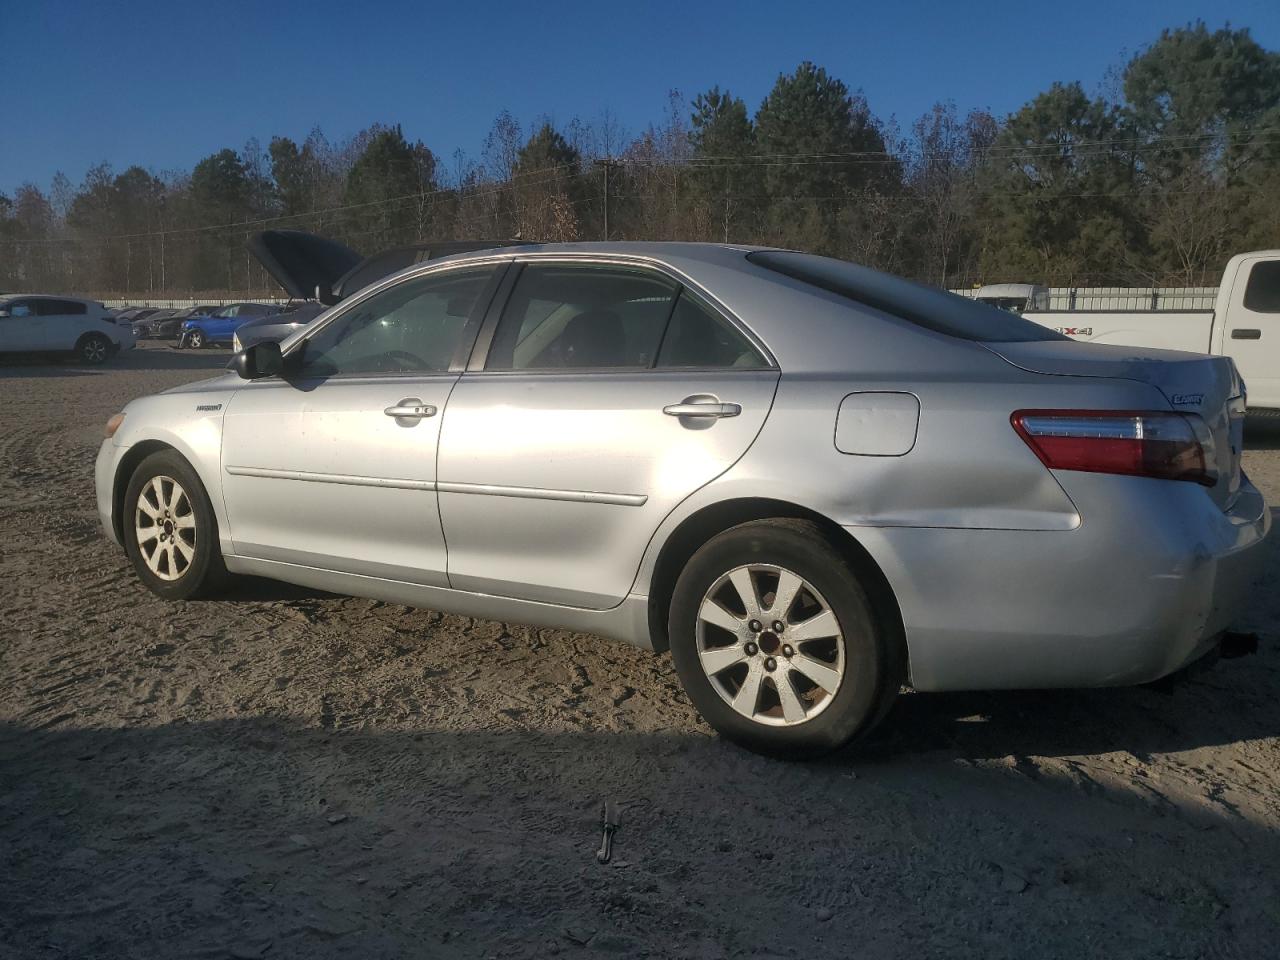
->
[746,250,1065,343]
[35,299,88,316]
[1243,261,1280,313]
[486,265,679,370]
[657,293,768,368]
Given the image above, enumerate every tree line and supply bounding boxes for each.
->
[2,22,1278,298]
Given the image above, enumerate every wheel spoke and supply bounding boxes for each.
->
[787,609,838,643]
[164,542,177,575]
[144,543,163,573]
[149,477,166,512]
[731,665,764,718]
[769,569,803,621]
[791,653,841,693]
[728,568,762,619]
[699,644,746,675]
[166,483,185,513]
[699,598,743,634]
[172,512,196,529]
[173,536,195,562]
[135,525,159,544]
[774,669,808,723]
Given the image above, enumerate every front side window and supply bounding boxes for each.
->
[656,292,768,369]
[293,267,493,378]
[1243,261,1280,314]
[486,265,679,370]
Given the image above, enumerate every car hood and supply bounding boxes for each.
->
[247,230,363,304]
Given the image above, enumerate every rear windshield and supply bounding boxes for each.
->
[746,250,1065,343]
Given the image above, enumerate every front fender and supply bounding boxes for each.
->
[109,397,234,554]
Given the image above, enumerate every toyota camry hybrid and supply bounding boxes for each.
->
[94,242,1270,757]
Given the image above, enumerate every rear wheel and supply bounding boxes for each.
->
[123,450,228,600]
[77,333,110,365]
[668,519,900,759]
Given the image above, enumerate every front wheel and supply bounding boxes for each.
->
[186,330,205,349]
[123,450,229,600]
[668,519,900,759]
[77,333,110,365]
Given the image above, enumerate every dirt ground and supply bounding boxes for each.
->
[2,341,1279,960]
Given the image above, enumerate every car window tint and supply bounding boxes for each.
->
[1243,261,1280,313]
[294,268,492,377]
[486,265,678,370]
[35,299,87,316]
[746,250,1066,343]
[656,292,768,368]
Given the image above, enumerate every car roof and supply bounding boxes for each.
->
[0,293,99,304]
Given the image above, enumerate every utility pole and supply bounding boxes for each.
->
[593,157,618,240]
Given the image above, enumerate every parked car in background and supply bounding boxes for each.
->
[232,231,530,350]
[125,308,163,337]
[150,305,218,340]
[0,294,134,363]
[1017,251,1280,413]
[96,242,1268,757]
[974,283,1050,314]
[134,308,177,339]
[177,302,280,349]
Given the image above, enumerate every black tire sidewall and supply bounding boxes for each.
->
[122,450,225,600]
[668,520,889,758]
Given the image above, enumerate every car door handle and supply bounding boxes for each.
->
[384,398,437,420]
[663,400,741,418]
[1231,328,1261,340]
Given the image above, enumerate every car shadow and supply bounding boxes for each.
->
[2,717,1278,958]
[1245,417,1280,451]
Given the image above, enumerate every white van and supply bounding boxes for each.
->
[0,295,134,364]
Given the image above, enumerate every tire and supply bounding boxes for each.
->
[187,330,205,349]
[123,450,229,601]
[77,333,110,365]
[668,519,900,759]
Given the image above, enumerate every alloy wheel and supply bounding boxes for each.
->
[135,475,197,581]
[82,338,107,363]
[696,564,845,726]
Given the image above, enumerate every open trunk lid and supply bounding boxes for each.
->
[984,339,1246,509]
[247,230,363,304]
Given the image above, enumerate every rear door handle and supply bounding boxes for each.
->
[663,399,741,419]
[1231,329,1262,340]
[384,398,437,423]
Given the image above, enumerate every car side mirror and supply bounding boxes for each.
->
[233,339,284,380]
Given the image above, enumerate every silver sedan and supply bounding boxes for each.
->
[95,243,1270,757]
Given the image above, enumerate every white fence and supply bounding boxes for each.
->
[103,296,290,310]
[951,286,1218,311]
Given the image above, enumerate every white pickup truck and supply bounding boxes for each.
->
[1017,251,1280,412]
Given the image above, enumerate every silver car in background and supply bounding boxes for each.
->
[94,242,1270,757]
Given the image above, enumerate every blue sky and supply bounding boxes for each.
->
[3,0,1278,195]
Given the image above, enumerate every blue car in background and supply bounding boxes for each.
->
[178,302,280,348]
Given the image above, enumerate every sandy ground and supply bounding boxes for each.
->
[2,341,1280,959]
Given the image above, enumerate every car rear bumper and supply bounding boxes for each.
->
[854,472,1271,691]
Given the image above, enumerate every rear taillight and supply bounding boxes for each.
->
[1011,410,1216,486]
